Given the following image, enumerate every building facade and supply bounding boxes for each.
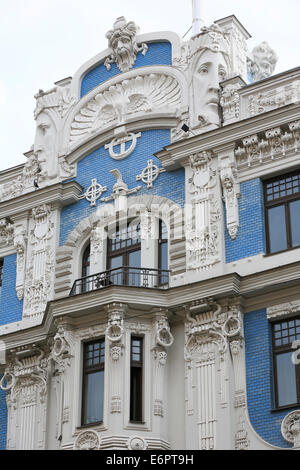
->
[0,13,299,450]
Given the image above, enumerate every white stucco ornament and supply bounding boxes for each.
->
[105,17,148,73]
[136,160,166,189]
[80,178,108,207]
[250,41,278,82]
[105,132,141,160]
[74,430,101,450]
[281,411,300,449]
[127,436,148,451]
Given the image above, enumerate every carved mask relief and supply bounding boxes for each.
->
[34,112,58,180]
[192,49,227,129]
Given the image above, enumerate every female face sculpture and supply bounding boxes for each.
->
[192,49,228,129]
[34,112,58,180]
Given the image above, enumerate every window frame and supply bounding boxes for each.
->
[271,316,300,410]
[264,170,300,255]
[81,338,106,427]
[130,336,144,423]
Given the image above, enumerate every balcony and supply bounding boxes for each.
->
[69,267,170,296]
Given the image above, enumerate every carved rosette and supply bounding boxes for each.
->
[219,157,240,240]
[74,430,101,450]
[127,436,148,451]
[281,411,300,449]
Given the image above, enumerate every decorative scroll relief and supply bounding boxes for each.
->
[186,152,221,271]
[267,300,300,320]
[105,17,148,73]
[235,415,250,450]
[69,73,181,146]
[184,300,226,451]
[219,157,240,240]
[220,80,242,125]
[105,304,127,416]
[281,411,300,449]
[49,326,73,442]
[235,120,300,170]
[152,312,174,419]
[14,225,27,301]
[74,430,101,450]
[247,80,300,118]
[0,348,49,450]
[23,205,55,318]
[184,298,244,450]
[0,153,40,203]
[136,159,166,189]
[0,218,14,247]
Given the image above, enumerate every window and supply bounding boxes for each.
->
[81,244,91,293]
[82,339,105,426]
[272,317,300,408]
[107,221,141,286]
[130,336,143,422]
[264,170,300,254]
[158,220,168,285]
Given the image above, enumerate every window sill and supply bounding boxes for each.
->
[77,421,104,430]
[271,404,300,413]
[263,245,300,258]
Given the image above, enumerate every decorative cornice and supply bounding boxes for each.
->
[0,181,83,219]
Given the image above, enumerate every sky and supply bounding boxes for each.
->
[0,0,298,172]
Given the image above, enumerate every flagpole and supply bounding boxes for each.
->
[192,0,205,36]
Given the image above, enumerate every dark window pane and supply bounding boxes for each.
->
[276,352,297,407]
[159,243,168,271]
[290,199,300,247]
[268,205,287,253]
[83,370,105,425]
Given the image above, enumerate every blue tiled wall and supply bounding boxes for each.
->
[244,309,297,448]
[81,42,172,97]
[225,179,266,263]
[0,377,7,450]
[0,254,23,326]
[60,129,185,246]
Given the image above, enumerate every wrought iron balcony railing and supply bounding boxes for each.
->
[69,266,170,296]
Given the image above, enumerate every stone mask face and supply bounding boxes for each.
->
[192,49,227,129]
[34,112,58,180]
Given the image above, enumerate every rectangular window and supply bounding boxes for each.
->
[272,317,300,408]
[264,171,300,254]
[82,339,105,426]
[130,336,143,423]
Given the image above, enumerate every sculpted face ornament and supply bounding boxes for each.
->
[250,41,278,82]
[105,17,148,73]
[189,24,231,130]
[34,112,58,180]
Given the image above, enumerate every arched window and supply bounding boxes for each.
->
[82,244,91,292]
[107,221,141,286]
[158,220,169,285]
